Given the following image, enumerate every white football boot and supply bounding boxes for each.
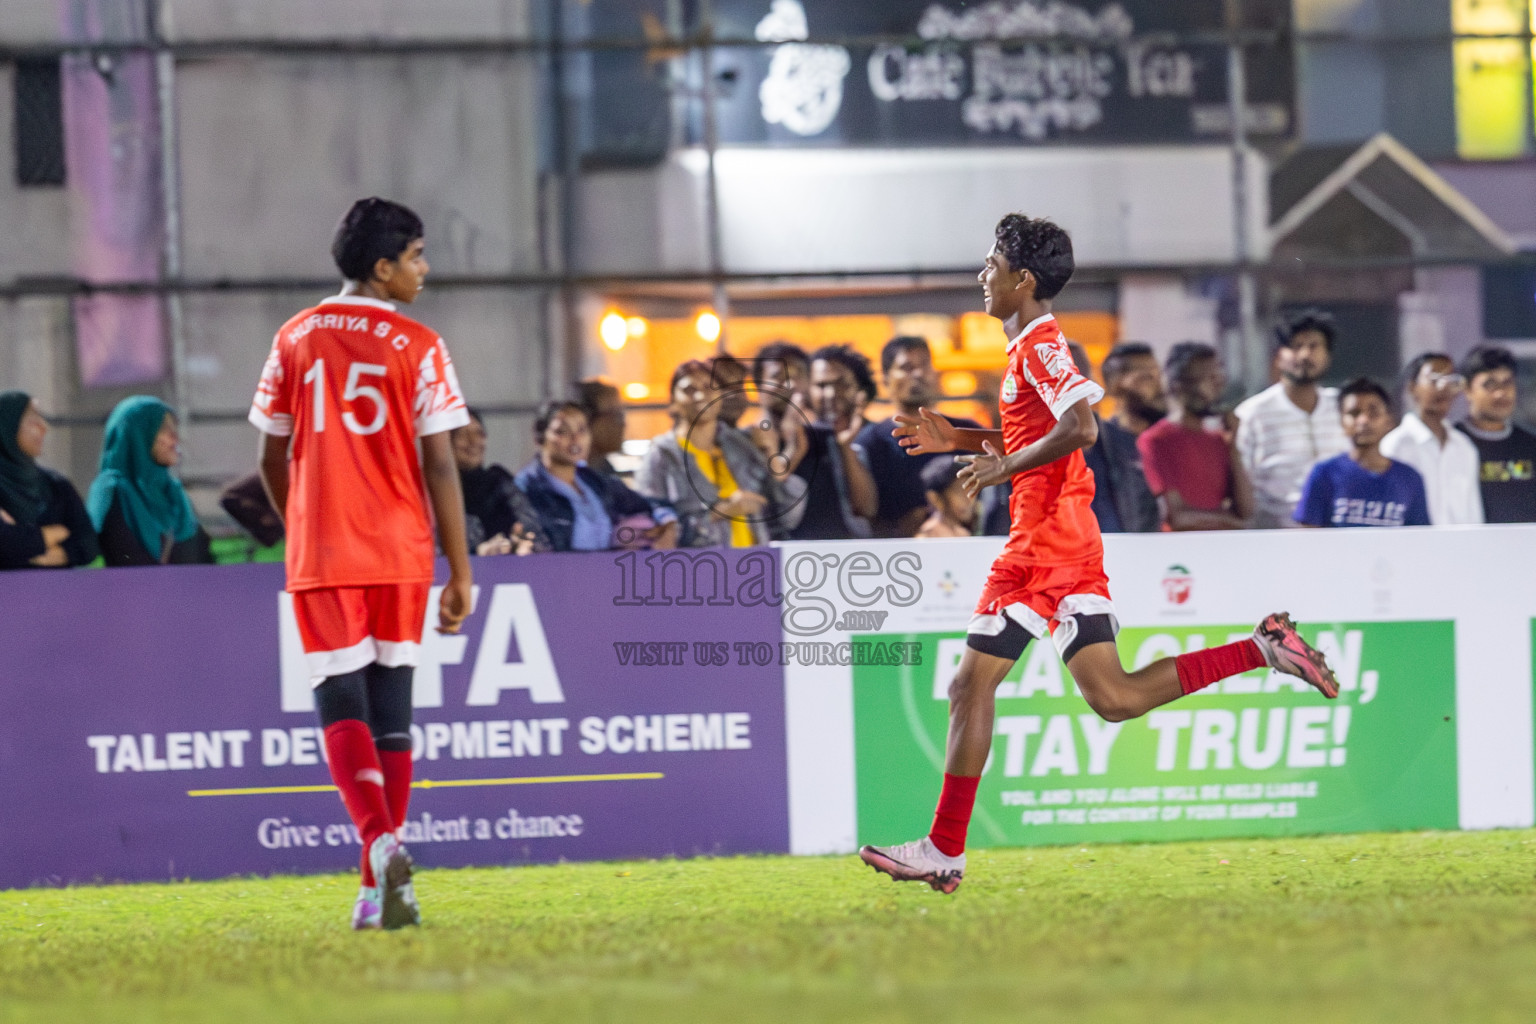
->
[859,836,965,894]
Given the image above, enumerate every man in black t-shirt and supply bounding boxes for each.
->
[856,337,983,537]
[1456,346,1536,523]
[1086,341,1164,533]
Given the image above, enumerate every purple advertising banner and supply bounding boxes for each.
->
[0,549,789,888]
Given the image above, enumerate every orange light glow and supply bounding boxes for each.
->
[600,312,629,351]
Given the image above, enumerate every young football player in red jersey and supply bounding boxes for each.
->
[859,214,1339,894]
[249,198,473,930]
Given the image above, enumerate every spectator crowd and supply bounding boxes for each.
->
[3,311,1535,571]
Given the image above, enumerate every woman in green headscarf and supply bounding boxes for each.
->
[87,396,212,566]
[0,391,98,569]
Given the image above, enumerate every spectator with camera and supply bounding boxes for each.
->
[710,354,753,434]
[748,342,810,469]
[453,408,549,556]
[788,345,878,539]
[749,344,877,541]
[637,360,805,547]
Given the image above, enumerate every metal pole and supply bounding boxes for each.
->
[698,0,730,353]
[153,34,191,436]
[1226,2,1263,396]
[550,0,583,397]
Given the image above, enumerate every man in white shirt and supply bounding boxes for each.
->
[1381,353,1483,525]
[1234,310,1350,528]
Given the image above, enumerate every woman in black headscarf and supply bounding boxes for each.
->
[0,391,99,569]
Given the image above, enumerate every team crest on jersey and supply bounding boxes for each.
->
[1001,373,1018,403]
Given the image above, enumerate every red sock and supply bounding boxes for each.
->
[322,720,392,886]
[379,749,413,831]
[928,773,980,857]
[1174,639,1266,695]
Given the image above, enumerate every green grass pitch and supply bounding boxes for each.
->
[4,829,1536,1023]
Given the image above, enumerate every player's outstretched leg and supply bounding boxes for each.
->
[1065,611,1338,724]
[1252,612,1339,698]
[859,647,1016,894]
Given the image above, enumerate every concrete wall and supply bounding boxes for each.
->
[158,0,534,40]
[0,0,68,43]
[0,3,553,508]
[577,145,1272,277]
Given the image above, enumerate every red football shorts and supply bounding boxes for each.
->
[969,556,1116,660]
[291,583,432,685]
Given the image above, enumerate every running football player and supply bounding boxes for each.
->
[859,213,1337,894]
[250,198,473,929]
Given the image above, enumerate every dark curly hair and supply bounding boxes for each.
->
[331,197,423,282]
[753,342,808,383]
[993,213,1074,300]
[809,344,878,402]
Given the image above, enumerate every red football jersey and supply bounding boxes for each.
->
[248,295,469,591]
[998,313,1106,567]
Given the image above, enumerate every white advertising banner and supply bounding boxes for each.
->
[781,527,1536,855]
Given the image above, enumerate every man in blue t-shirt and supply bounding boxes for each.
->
[1295,377,1430,528]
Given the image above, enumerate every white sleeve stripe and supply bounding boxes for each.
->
[1048,379,1105,421]
[248,406,293,436]
[416,406,471,438]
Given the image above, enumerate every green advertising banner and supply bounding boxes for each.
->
[854,621,1458,847]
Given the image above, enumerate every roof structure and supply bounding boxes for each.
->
[1268,133,1515,263]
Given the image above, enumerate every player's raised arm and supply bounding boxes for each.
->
[893,406,1001,454]
[954,398,1097,497]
